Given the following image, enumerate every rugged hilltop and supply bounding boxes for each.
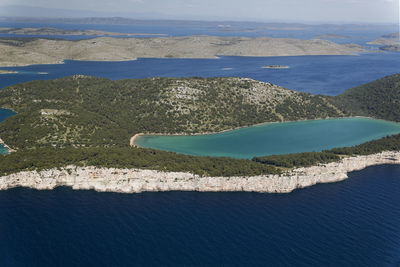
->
[0,36,364,66]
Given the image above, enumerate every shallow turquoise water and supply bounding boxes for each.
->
[0,146,8,154]
[136,118,400,159]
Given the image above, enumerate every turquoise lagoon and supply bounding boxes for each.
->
[136,117,400,159]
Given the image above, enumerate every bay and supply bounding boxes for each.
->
[136,118,400,159]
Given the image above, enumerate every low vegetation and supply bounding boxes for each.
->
[0,147,279,177]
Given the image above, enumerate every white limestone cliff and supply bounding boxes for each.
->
[0,151,399,193]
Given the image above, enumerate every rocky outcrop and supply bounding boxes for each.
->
[1,151,399,193]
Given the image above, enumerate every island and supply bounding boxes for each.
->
[368,38,399,46]
[262,65,290,69]
[0,74,399,193]
[0,36,364,67]
[0,70,17,74]
[382,32,400,39]
[314,34,349,39]
[0,27,167,37]
[367,32,400,51]
[378,45,400,52]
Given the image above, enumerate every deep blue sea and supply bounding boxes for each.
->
[1,53,400,95]
[1,165,400,266]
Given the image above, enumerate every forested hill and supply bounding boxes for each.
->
[0,74,399,177]
[0,76,343,150]
[333,74,400,122]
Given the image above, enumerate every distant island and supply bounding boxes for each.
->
[0,74,399,193]
[367,32,399,51]
[0,27,167,37]
[382,32,400,39]
[262,65,290,69]
[315,34,349,39]
[0,70,17,74]
[379,45,400,52]
[0,35,364,67]
[368,38,398,46]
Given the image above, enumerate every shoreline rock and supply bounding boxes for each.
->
[1,151,399,193]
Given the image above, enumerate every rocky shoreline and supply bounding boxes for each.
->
[1,151,399,193]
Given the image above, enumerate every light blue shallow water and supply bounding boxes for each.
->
[137,118,400,159]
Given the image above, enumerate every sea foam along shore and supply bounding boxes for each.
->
[1,151,399,193]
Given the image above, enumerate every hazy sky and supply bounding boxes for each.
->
[0,0,398,23]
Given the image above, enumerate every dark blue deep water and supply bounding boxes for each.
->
[1,165,400,266]
[1,53,400,95]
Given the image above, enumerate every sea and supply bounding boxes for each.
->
[0,20,400,266]
[2,53,400,95]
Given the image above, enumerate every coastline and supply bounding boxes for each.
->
[1,151,399,193]
[2,113,397,191]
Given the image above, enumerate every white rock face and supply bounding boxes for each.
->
[1,151,399,193]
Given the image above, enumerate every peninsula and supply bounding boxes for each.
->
[0,74,399,193]
[0,36,364,67]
